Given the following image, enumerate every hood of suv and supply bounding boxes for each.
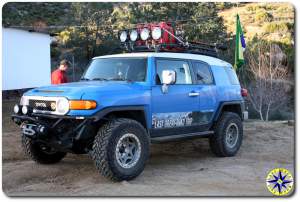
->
[25,81,149,99]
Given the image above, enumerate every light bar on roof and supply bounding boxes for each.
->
[119,31,127,42]
[151,27,162,40]
[140,28,150,41]
[130,30,138,41]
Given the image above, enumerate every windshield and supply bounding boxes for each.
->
[82,58,147,82]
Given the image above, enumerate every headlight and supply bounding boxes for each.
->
[20,96,29,106]
[130,30,138,41]
[56,98,69,115]
[152,27,162,40]
[119,31,127,42]
[140,28,150,41]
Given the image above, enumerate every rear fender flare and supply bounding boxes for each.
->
[213,101,244,122]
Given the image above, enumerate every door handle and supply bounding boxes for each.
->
[189,92,200,97]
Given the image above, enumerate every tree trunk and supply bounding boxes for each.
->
[266,102,271,121]
[259,110,264,121]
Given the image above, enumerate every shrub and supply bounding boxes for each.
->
[255,10,273,22]
[246,4,261,12]
[277,5,293,13]
[264,4,276,10]
[263,22,289,33]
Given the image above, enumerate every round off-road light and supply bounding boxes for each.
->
[13,104,20,114]
[130,30,138,41]
[119,31,127,42]
[152,27,162,40]
[140,28,150,41]
[22,105,28,115]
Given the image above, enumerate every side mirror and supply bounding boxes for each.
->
[162,70,176,85]
[161,70,176,94]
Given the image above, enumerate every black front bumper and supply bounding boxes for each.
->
[11,113,95,153]
[12,113,92,135]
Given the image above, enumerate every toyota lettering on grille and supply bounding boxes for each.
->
[35,102,47,108]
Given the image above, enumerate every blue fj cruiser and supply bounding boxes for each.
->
[12,52,248,181]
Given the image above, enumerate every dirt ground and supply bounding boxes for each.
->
[2,99,295,196]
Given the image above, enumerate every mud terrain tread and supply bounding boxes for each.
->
[22,135,66,164]
[209,112,243,157]
[92,118,149,181]
[92,121,116,180]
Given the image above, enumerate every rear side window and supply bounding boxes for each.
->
[225,67,240,85]
[192,61,213,85]
[156,59,192,85]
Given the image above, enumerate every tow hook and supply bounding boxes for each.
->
[21,123,48,139]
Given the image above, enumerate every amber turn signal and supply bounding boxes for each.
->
[69,100,97,110]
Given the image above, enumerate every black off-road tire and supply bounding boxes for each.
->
[92,118,150,181]
[22,134,67,164]
[209,112,243,157]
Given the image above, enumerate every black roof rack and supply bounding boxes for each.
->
[122,42,226,58]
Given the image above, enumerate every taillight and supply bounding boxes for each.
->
[241,88,248,97]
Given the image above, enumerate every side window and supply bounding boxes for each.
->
[192,61,213,85]
[225,67,240,85]
[156,59,192,85]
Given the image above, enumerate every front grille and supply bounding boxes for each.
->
[29,99,56,111]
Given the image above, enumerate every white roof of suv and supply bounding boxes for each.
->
[93,52,232,67]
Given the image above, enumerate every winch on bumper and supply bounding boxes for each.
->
[21,123,48,139]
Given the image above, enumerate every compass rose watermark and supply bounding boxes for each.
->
[266,168,293,196]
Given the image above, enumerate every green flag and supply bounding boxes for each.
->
[234,14,246,70]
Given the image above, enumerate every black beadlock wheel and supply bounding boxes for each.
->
[22,134,67,164]
[92,118,150,181]
[209,112,243,157]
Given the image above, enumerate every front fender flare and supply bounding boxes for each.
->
[91,105,149,128]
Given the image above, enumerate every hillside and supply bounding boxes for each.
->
[219,3,294,45]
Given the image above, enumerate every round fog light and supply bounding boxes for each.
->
[13,104,20,114]
[22,106,28,115]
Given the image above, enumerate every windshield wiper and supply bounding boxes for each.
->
[80,77,108,81]
[81,77,132,82]
[80,77,90,81]
[91,77,109,81]
[108,78,133,82]
[108,78,125,81]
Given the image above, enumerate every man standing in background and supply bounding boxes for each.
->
[51,59,70,84]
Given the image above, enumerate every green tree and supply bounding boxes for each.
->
[2,2,71,27]
[59,3,116,61]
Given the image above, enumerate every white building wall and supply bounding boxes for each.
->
[2,28,51,90]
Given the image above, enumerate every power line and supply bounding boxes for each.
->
[7,16,294,29]
[6,13,293,32]
[5,15,225,30]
